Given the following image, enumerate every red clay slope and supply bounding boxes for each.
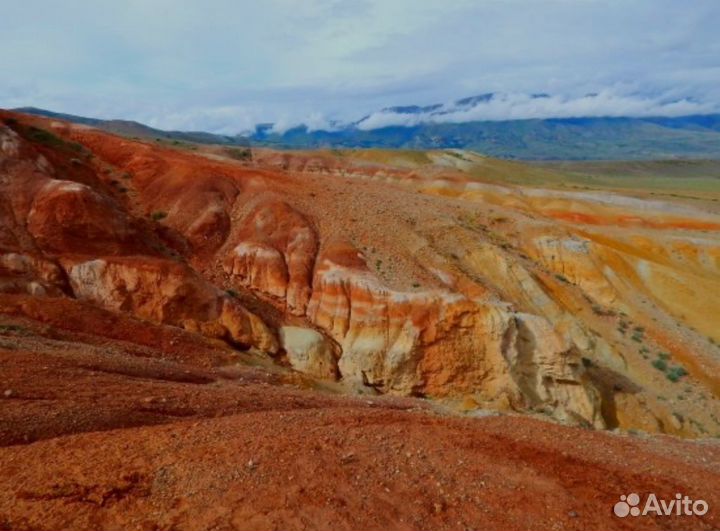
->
[1,315,719,531]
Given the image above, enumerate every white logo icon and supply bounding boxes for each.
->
[614,493,641,517]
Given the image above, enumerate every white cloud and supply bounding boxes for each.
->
[355,91,719,130]
[269,112,341,134]
[143,106,263,135]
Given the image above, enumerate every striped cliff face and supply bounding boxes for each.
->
[223,200,318,316]
[301,239,602,426]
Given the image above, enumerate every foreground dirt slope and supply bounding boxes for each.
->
[1,315,719,531]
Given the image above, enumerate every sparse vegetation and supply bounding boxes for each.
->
[226,147,252,161]
[24,125,84,153]
[651,353,688,382]
[0,324,27,334]
[591,304,613,316]
[689,418,707,434]
[666,366,688,382]
[652,358,668,372]
[617,320,628,335]
[445,150,469,162]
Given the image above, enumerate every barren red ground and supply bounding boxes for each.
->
[2,317,719,531]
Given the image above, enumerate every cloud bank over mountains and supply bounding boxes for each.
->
[126,90,720,135]
[353,91,718,132]
[263,91,718,134]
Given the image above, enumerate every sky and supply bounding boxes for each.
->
[1,0,719,134]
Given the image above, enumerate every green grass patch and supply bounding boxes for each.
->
[24,125,84,153]
[666,366,688,382]
[651,353,688,382]
[652,359,668,372]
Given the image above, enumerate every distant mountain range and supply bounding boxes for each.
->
[13,98,720,160]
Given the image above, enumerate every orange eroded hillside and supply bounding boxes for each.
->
[1,110,720,530]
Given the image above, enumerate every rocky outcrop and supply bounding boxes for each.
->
[0,252,68,297]
[0,118,278,355]
[0,124,21,160]
[224,201,317,315]
[146,178,239,256]
[526,234,619,307]
[503,313,602,426]
[65,256,277,352]
[305,240,603,425]
[279,326,338,379]
[27,179,148,255]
